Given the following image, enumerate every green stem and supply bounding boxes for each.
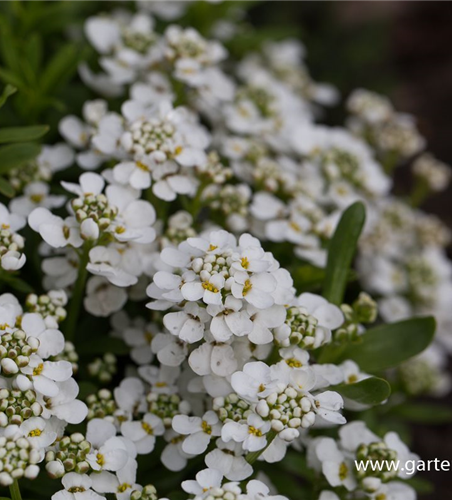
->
[9,479,22,500]
[245,429,278,465]
[64,243,90,342]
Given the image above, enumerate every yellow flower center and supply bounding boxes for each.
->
[339,462,348,481]
[0,323,10,330]
[28,428,42,437]
[30,194,44,203]
[155,382,167,388]
[208,244,218,251]
[142,421,154,435]
[347,374,358,384]
[175,145,183,156]
[286,358,302,368]
[248,426,262,437]
[242,279,252,296]
[96,453,105,466]
[118,483,132,493]
[33,363,44,376]
[145,331,153,343]
[258,384,266,393]
[136,161,149,171]
[68,487,86,493]
[202,282,219,293]
[1,223,10,230]
[201,420,212,435]
[241,257,250,269]
[289,221,301,232]
[115,226,126,234]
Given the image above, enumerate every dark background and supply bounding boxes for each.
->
[249,2,452,498]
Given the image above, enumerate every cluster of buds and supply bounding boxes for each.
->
[88,353,117,383]
[413,153,451,193]
[355,441,398,484]
[0,330,39,375]
[130,484,159,500]
[202,184,251,219]
[398,359,438,397]
[256,388,315,437]
[237,84,277,118]
[196,151,232,185]
[318,147,362,187]
[0,435,41,486]
[86,389,117,421]
[122,28,156,55]
[45,432,91,477]
[147,391,190,428]
[72,193,118,230]
[8,161,52,192]
[128,118,176,157]
[0,225,24,259]
[0,388,42,426]
[274,306,323,349]
[52,341,79,374]
[163,211,196,246]
[213,393,251,423]
[336,292,377,342]
[25,291,67,325]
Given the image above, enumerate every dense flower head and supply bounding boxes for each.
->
[0,3,451,500]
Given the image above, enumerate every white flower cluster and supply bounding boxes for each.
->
[309,421,418,500]
[2,2,451,500]
[0,292,86,486]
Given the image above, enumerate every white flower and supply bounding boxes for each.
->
[172,411,221,455]
[19,416,57,449]
[189,341,238,377]
[18,356,72,397]
[90,459,139,500]
[163,303,210,343]
[314,437,357,491]
[231,272,276,309]
[121,413,165,454]
[84,277,127,317]
[52,473,105,500]
[207,296,252,342]
[182,468,223,498]
[28,208,82,248]
[222,414,271,452]
[205,440,253,481]
[86,419,129,472]
[38,378,88,424]
[231,361,281,403]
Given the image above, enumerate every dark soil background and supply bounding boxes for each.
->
[248,2,452,498]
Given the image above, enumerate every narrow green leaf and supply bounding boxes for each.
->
[323,201,366,304]
[334,316,436,372]
[0,125,49,144]
[0,84,16,108]
[333,377,391,405]
[391,403,452,424]
[0,274,34,294]
[40,43,80,94]
[0,142,41,173]
[0,177,15,198]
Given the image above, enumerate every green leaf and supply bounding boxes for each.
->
[391,403,452,424]
[0,177,15,198]
[40,43,80,94]
[0,84,16,108]
[0,125,49,143]
[0,142,41,173]
[323,201,366,304]
[0,274,34,294]
[333,377,391,405]
[333,316,436,372]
